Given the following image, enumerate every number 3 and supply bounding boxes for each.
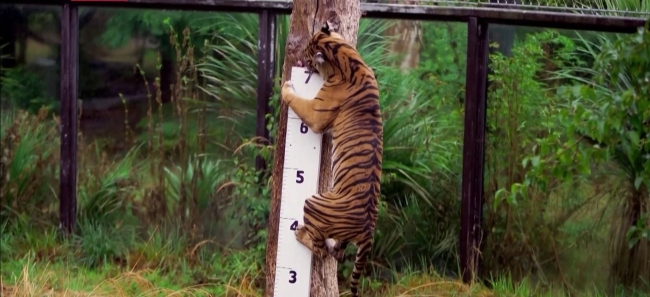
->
[289,270,297,283]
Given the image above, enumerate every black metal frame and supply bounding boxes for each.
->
[461,17,489,283]
[58,1,79,236]
[2,0,647,284]
[255,9,276,175]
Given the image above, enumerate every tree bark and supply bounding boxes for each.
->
[385,0,421,72]
[264,1,361,297]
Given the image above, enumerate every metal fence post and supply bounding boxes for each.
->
[460,17,489,284]
[59,0,79,235]
[256,9,277,176]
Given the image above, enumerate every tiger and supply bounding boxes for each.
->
[280,21,383,297]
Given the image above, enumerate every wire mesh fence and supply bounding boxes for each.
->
[220,0,650,18]
[357,0,650,18]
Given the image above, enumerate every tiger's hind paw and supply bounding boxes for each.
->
[294,224,311,248]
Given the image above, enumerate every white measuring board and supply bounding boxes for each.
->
[273,67,325,297]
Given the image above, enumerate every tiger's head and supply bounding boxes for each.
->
[303,21,349,78]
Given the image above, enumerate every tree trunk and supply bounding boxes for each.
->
[264,1,361,297]
[384,0,420,72]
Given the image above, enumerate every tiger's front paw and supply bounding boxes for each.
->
[281,80,295,104]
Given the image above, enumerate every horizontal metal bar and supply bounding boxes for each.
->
[3,0,63,5]
[3,0,645,33]
[74,0,292,13]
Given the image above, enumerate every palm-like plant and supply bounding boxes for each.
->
[555,24,649,291]
[196,16,394,150]
[547,0,650,290]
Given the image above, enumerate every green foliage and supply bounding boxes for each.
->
[585,0,650,14]
[164,156,232,215]
[99,10,214,51]
[228,155,271,254]
[0,110,60,225]
[197,14,260,139]
[417,22,467,103]
[77,145,144,227]
[559,26,650,290]
[74,221,135,268]
[0,66,59,114]
[562,27,649,191]
[482,29,613,284]
[483,25,649,291]
[363,64,464,272]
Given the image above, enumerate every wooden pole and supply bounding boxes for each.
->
[264,1,361,296]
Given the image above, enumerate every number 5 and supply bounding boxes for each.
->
[296,170,304,183]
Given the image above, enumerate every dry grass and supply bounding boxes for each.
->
[0,260,501,297]
[366,274,495,297]
[0,262,261,297]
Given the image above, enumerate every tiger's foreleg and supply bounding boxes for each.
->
[281,80,337,134]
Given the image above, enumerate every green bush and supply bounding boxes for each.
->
[0,66,59,114]
[0,109,60,225]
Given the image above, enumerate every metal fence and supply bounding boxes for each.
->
[2,0,648,285]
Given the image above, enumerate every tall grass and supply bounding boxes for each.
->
[0,109,59,225]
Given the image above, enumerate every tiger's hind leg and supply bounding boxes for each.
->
[350,236,373,297]
[295,223,328,259]
[298,193,355,260]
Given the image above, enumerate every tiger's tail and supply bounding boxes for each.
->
[350,238,372,297]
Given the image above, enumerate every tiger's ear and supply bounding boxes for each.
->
[321,21,331,34]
